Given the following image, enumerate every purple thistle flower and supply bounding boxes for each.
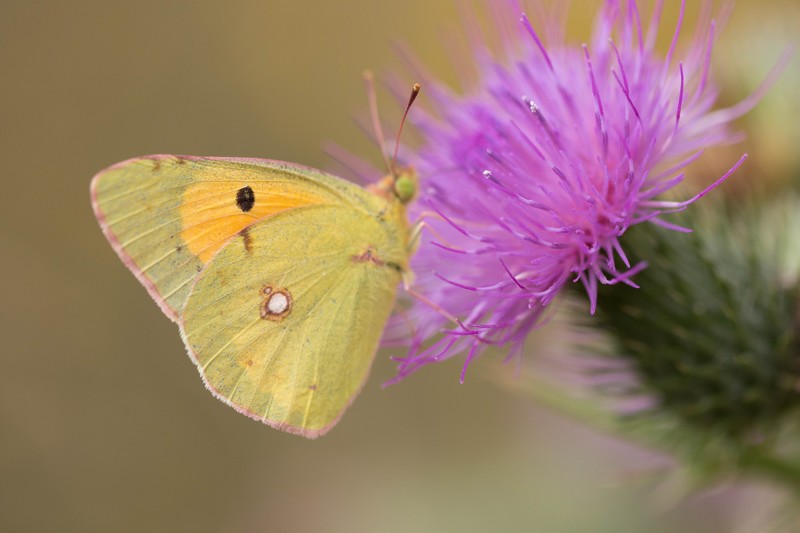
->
[383,0,786,383]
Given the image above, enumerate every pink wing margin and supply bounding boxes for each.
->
[91,155,183,322]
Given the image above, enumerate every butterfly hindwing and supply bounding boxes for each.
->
[178,204,406,437]
[91,155,354,321]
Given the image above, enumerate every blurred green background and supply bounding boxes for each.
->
[1,1,798,531]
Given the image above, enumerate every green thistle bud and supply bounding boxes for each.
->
[595,192,800,465]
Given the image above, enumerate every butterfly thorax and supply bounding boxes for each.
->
[361,166,417,278]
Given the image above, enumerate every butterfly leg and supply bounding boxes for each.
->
[407,211,466,253]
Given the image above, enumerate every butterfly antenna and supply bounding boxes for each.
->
[363,70,392,174]
[391,82,421,178]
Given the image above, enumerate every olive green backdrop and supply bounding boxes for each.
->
[1,1,797,531]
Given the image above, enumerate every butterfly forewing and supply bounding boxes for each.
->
[91,156,353,321]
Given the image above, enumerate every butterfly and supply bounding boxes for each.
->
[91,81,421,438]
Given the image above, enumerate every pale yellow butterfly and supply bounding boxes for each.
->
[91,82,421,438]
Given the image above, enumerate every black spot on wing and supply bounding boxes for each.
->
[236,186,255,212]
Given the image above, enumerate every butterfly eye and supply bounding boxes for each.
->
[393,170,418,204]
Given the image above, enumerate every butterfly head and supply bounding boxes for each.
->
[371,165,418,205]
[392,166,418,204]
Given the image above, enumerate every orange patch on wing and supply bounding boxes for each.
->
[179,181,329,263]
